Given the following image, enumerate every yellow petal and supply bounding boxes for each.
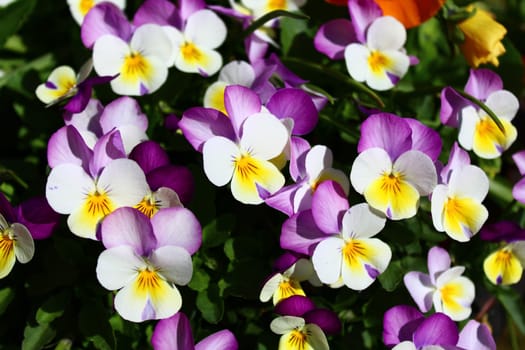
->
[0,234,16,279]
[273,278,306,305]
[442,196,487,241]
[483,247,523,285]
[472,117,517,159]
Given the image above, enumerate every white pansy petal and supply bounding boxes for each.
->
[98,159,149,207]
[240,113,289,160]
[290,259,315,281]
[435,276,475,321]
[230,158,284,204]
[149,246,193,286]
[203,136,238,186]
[485,90,519,121]
[185,10,227,49]
[116,125,149,155]
[392,341,417,350]
[312,237,344,284]
[260,273,282,302]
[93,35,129,76]
[435,266,466,287]
[219,60,255,86]
[175,45,223,76]
[305,145,332,180]
[203,81,228,114]
[394,150,437,195]
[96,245,144,290]
[46,164,94,214]
[113,55,169,96]
[344,43,370,82]
[11,223,34,263]
[270,316,305,335]
[303,324,329,350]
[367,16,406,50]
[342,203,386,239]
[131,24,173,64]
[448,165,489,201]
[430,184,448,232]
[350,148,392,194]
[458,106,478,151]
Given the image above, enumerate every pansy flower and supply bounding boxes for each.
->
[440,68,519,159]
[480,221,525,286]
[0,212,34,279]
[511,150,525,204]
[403,246,475,321]
[270,316,329,350]
[96,207,201,322]
[350,113,439,220]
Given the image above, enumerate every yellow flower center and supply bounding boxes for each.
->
[85,191,114,218]
[122,52,151,82]
[476,117,506,146]
[343,240,367,267]
[380,173,403,194]
[0,233,14,261]
[79,0,95,16]
[287,329,308,350]
[235,154,262,181]
[135,195,160,218]
[136,268,162,293]
[368,51,390,73]
[268,0,286,11]
[181,42,203,63]
[276,278,305,302]
[439,282,462,312]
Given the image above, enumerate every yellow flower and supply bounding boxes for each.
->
[458,7,507,68]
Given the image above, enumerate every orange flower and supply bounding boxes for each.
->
[458,7,506,68]
[373,0,445,28]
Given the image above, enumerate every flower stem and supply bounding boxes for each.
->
[452,88,505,132]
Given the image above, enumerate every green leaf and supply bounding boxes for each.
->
[0,0,37,47]
[78,301,116,350]
[0,286,15,316]
[378,260,404,292]
[243,10,309,38]
[202,213,235,249]
[196,284,224,324]
[188,268,211,292]
[53,339,73,350]
[22,323,56,350]
[279,16,308,56]
[36,291,70,325]
[496,287,525,334]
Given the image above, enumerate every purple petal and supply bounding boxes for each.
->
[178,0,206,24]
[348,0,382,43]
[151,207,202,255]
[80,2,132,48]
[413,313,459,347]
[151,312,195,350]
[427,246,451,283]
[303,309,341,335]
[382,305,424,347]
[289,136,311,182]
[45,81,57,89]
[357,113,411,160]
[63,98,104,137]
[404,118,442,162]
[178,107,235,152]
[265,184,299,217]
[440,87,472,128]
[280,210,326,255]
[440,142,470,184]
[133,0,181,28]
[273,252,302,272]
[224,85,261,137]
[480,220,525,243]
[195,330,238,350]
[208,5,252,21]
[47,126,93,171]
[266,53,307,86]
[101,207,157,255]
[403,272,434,313]
[146,165,194,205]
[457,320,496,350]
[245,32,269,63]
[314,19,356,59]
[274,295,316,317]
[266,88,318,135]
[129,140,170,174]
[15,197,60,240]
[311,181,349,234]
[464,69,503,101]
[89,130,126,177]
[513,178,525,205]
[513,150,525,175]
[100,96,148,134]
[63,75,115,114]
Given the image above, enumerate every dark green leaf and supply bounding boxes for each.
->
[22,323,56,350]
[0,287,14,315]
[196,284,224,324]
[36,290,70,325]
[188,268,211,292]
[378,260,404,292]
[279,16,308,56]
[78,301,115,350]
[0,0,37,47]
[202,213,235,249]
[496,287,525,334]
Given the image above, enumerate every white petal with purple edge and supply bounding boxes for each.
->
[427,246,452,284]
[403,271,434,312]
[203,136,239,186]
[195,329,238,350]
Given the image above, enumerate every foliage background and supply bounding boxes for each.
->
[0,0,524,349]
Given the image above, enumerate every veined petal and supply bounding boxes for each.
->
[116,54,168,96]
[350,147,392,194]
[341,203,386,239]
[46,163,95,214]
[367,16,406,51]
[240,113,289,160]
[0,231,16,278]
[230,156,284,204]
[96,245,145,290]
[149,245,193,285]
[312,237,344,285]
[433,275,474,321]
[471,115,517,159]
[278,323,329,350]
[11,223,34,264]
[202,136,239,187]
[483,247,523,285]
[184,9,227,49]
[364,49,410,91]
[271,316,305,335]
[340,238,391,290]
[114,268,183,322]
[442,196,488,242]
